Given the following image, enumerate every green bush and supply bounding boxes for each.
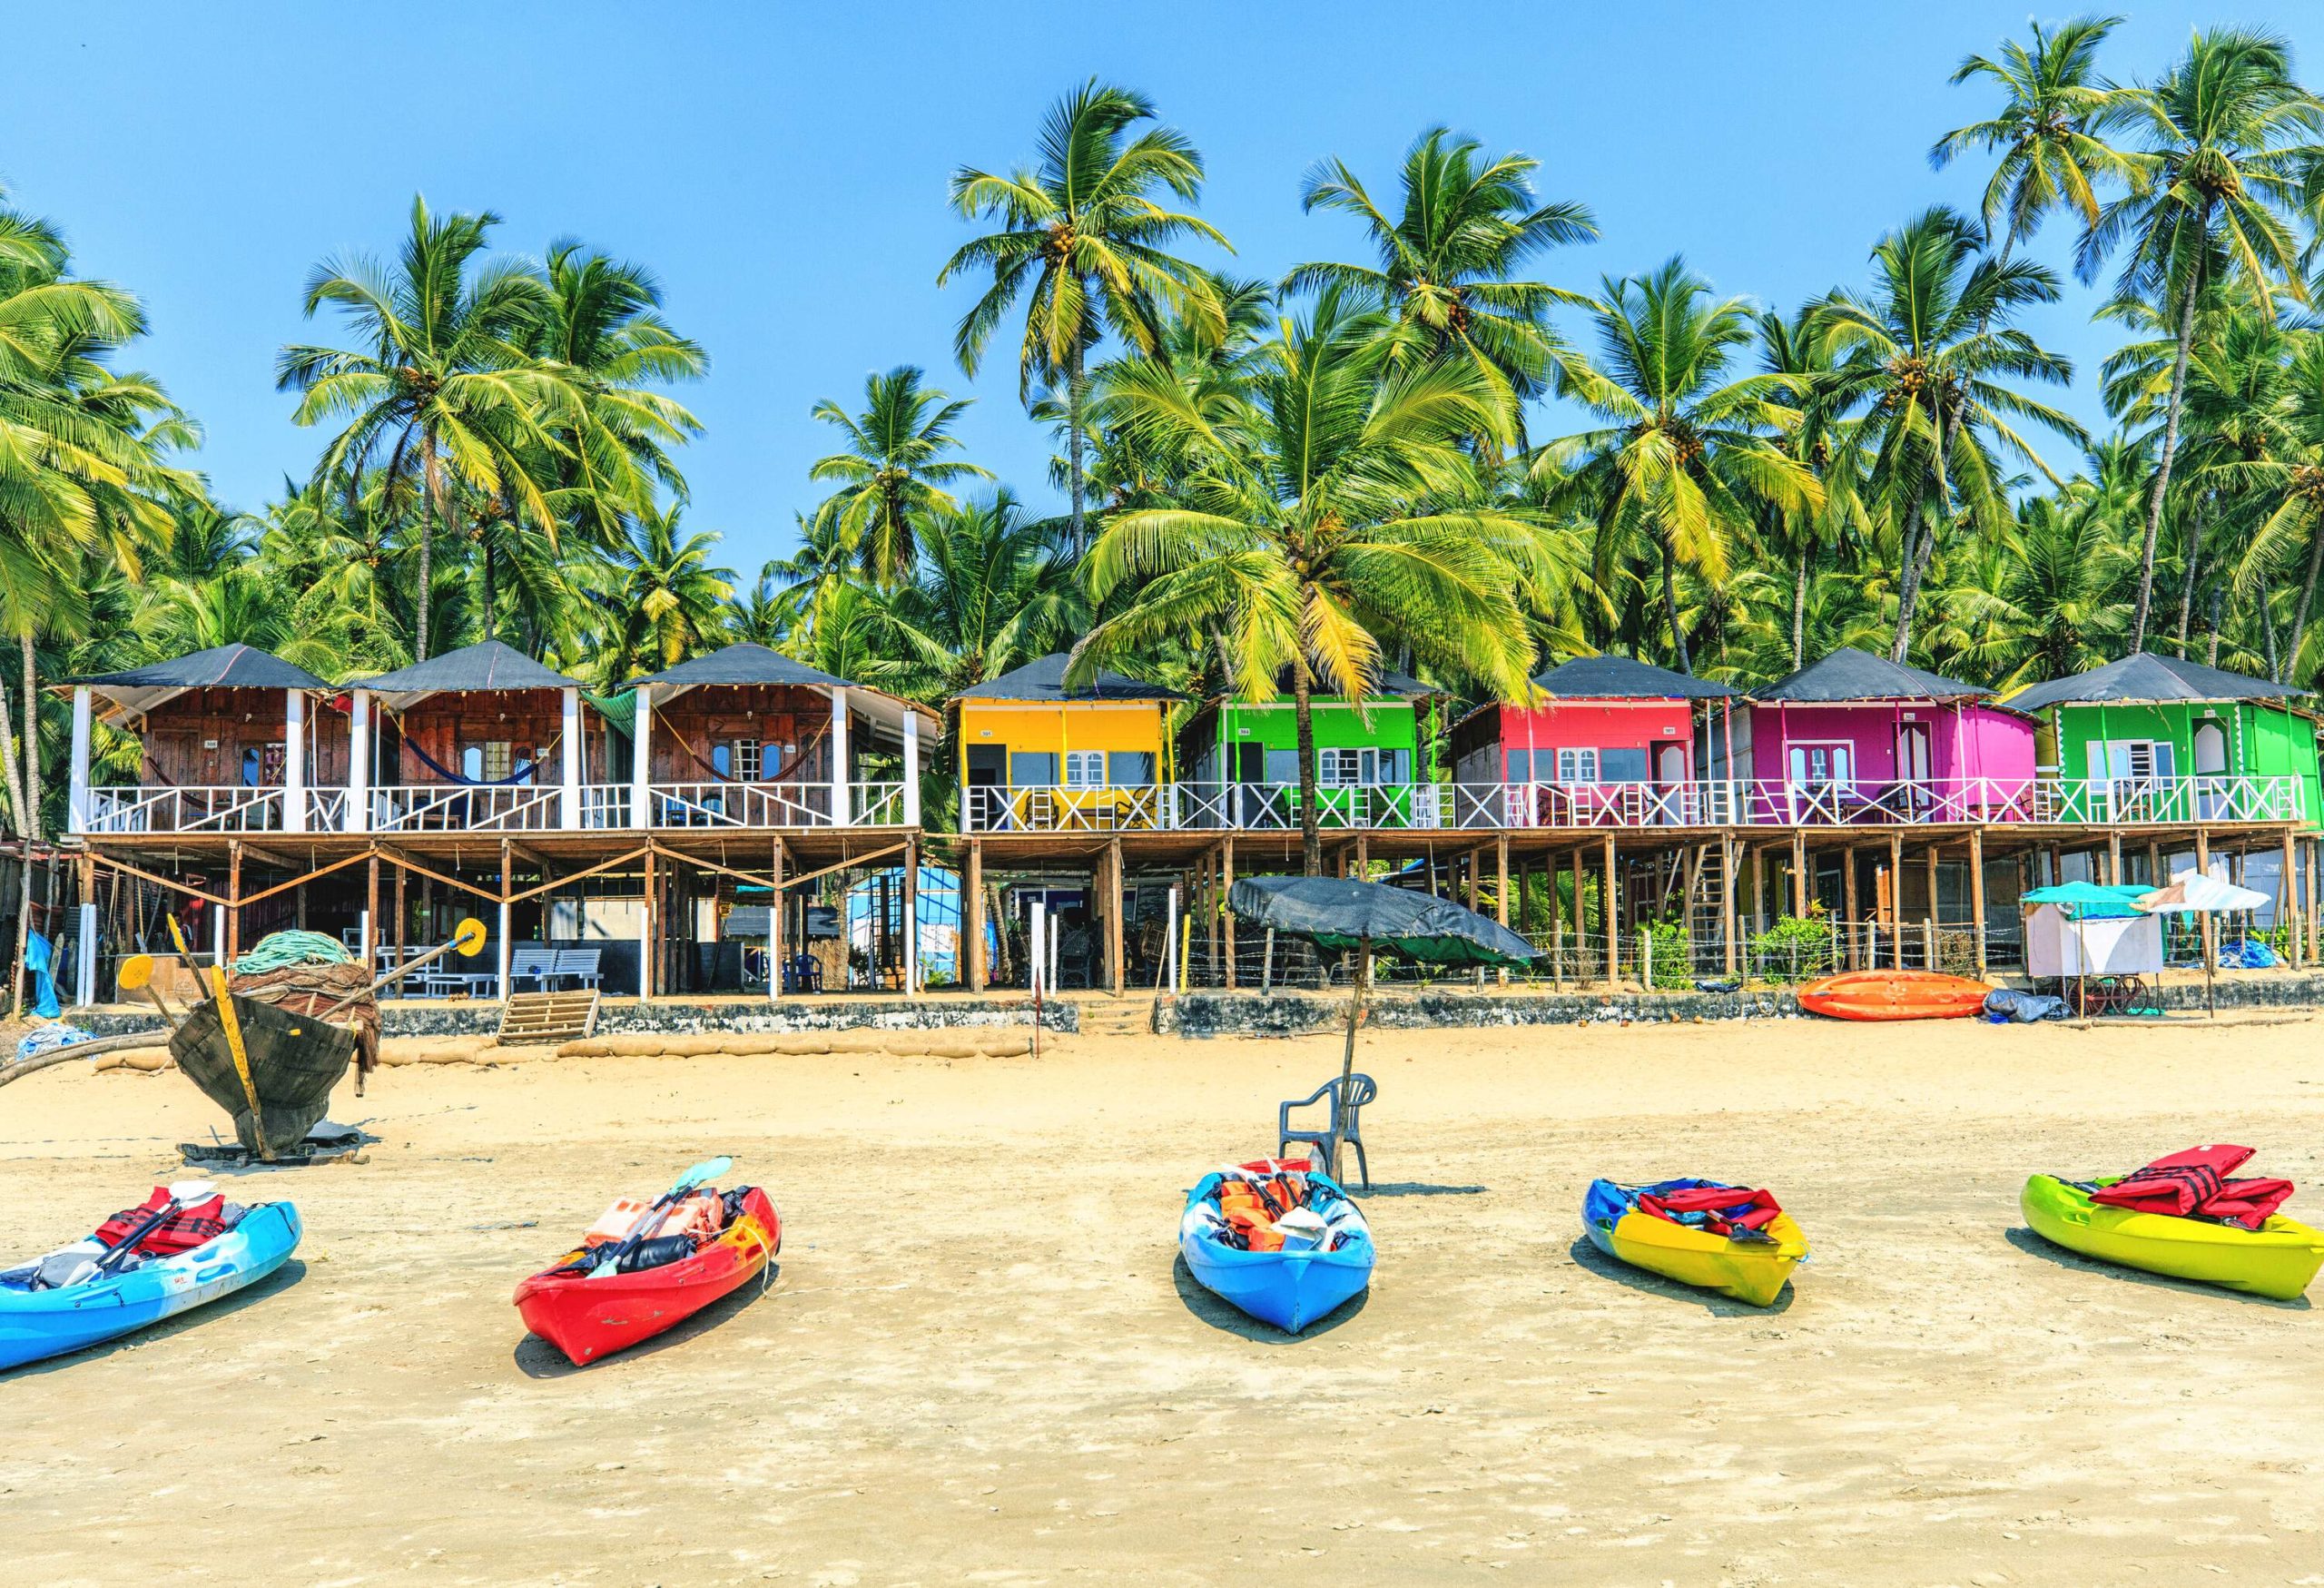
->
[1640,918,1692,989]
[1748,913,1837,983]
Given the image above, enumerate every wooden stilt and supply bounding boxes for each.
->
[642,847,657,1001]
[1791,829,1808,917]
[1967,828,1987,977]
[902,833,921,996]
[2147,838,2162,890]
[773,838,788,995]
[1105,835,1125,995]
[963,839,982,992]
[363,855,379,973]
[1221,838,1236,990]
[1888,831,1904,971]
[393,860,407,968]
[2282,827,2302,969]
[2107,830,2123,887]
[1494,833,1511,986]
[1600,833,1618,990]
[226,842,243,966]
[1842,844,1859,971]
[1548,848,1564,986]
[1722,833,1740,976]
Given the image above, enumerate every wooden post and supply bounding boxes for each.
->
[773,837,788,997]
[226,842,243,966]
[1722,834,1740,976]
[1968,827,1987,977]
[2283,827,2302,970]
[1548,849,1564,987]
[1203,848,1218,980]
[1749,843,1765,933]
[1888,831,1904,971]
[963,839,982,992]
[2147,838,2162,891]
[641,846,656,1001]
[2308,835,2320,964]
[498,841,514,1000]
[363,855,379,973]
[1494,832,1511,986]
[2195,827,2212,972]
[1221,838,1237,990]
[394,858,409,975]
[2107,830,2123,887]
[1791,829,1808,917]
[1105,835,1125,995]
[902,834,921,996]
[1600,833,1618,990]
[1841,845,1859,970]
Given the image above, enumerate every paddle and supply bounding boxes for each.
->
[118,952,177,1024]
[322,917,487,1017]
[586,1156,733,1280]
[76,1179,217,1285]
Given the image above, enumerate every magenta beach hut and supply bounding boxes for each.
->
[1748,647,2035,824]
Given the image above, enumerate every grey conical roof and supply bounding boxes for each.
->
[954,653,1188,703]
[1753,646,1987,703]
[631,643,854,691]
[2004,652,2309,711]
[1532,655,1736,700]
[351,639,579,697]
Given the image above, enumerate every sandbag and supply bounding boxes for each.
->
[927,1040,981,1060]
[774,1035,831,1056]
[96,1047,172,1073]
[980,1033,1035,1058]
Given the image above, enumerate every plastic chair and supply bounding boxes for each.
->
[1279,1073,1377,1190]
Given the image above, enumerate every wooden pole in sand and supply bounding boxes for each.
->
[1494,832,1510,987]
[1221,838,1237,990]
[1105,834,1124,995]
[225,841,243,966]
[1600,833,1618,990]
[363,855,379,974]
[1722,833,1740,977]
[1842,845,1860,971]
[1790,829,1807,918]
[1548,849,1564,987]
[1967,828,1987,979]
[2107,830,2123,887]
[2194,827,2212,992]
[773,837,788,997]
[1888,831,1905,971]
[963,839,982,992]
[2282,827,2302,970]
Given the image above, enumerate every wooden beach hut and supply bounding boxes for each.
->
[952,654,1187,831]
[628,642,934,829]
[1748,647,2035,824]
[64,643,345,835]
[2002,654,2321,828]
[348,640,598,834]
[1177,669,1441,828]
[1451,655,1737,825]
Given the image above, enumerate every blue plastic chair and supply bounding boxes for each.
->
[1279,1073,1376,1189]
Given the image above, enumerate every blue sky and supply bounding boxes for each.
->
[4,5,2318,577]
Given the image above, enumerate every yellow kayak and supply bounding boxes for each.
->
[2022,1174,2324,1301]
[1582,1179,1807,1307]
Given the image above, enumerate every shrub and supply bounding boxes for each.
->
[1748,913,1836,982]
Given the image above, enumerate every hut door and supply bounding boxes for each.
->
[1896,723,1932,815]
[1653,743,1686,785]
[2193,719,2228,819]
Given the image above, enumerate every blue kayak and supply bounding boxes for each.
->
[0,1202,300,1371]
[1179,1159,1373,1334]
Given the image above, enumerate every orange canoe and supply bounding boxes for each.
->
[1797,970,1992,1021]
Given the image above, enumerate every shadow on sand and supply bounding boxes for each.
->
[514,1261,783,1377]
[1171,1253,1369,1341]
[2003,1226,2311,1309]
[1567,1235,1794,1316]
[1,1258,309,1381]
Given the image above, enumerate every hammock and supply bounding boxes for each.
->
[399,735,549,787]
[665,725,830,786]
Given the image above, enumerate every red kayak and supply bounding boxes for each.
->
[515,1187,781,1365]
[1797,969,1992,1021]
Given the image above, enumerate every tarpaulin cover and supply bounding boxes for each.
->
[1226,875,1540,967]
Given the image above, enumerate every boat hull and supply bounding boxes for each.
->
[515,1188,781,1365]
[1797,970,1991,1021]
[0,1202,301,1371]
[2022,1173,2324,1300]
[170,991,359,1154]
[1582,1180,1806,1307]
[1179,1166,1374,1334]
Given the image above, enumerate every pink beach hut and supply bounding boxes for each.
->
[1748,647,2035,824]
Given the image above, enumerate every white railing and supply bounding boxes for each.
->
[851,781,907,826]
[963,783,1170,832]
[579,784,631,829]
[2032,774,2302,825]
[646,780,838,828]
[370,783,563,833]
[84,785,288,833]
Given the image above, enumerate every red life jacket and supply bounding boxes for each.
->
[1637,1184,1782,1237]
[94,1188,232,1257]
[2090,1146,2294,1231]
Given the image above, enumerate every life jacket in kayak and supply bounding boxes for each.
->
[1213,1162,1313,1253]
[94,1188,234,1256]
[2088,1145,2294,1231]
[1635,1181,1783,1238]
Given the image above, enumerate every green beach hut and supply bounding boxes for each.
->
[2003,655,2321,828]
[1177,671,1443,829]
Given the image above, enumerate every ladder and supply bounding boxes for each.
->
[497,989,601,1046]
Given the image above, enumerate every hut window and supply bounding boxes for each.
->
[463,742,515,783]
[1600,747,1649,782]
[241,748,261,786]
[2192,721,2228,775]
[735,739,761,780]
[1507,749,1531,783]
[1555,747,1600,783]
[1265,749,1299,785]
[1062,750,1105,787]
[1106,751,1155,786]
[711,743,733,779]
[1010,751,1058,786]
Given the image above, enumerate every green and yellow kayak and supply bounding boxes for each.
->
[1582,1179,1808,1307]
[2021,1173,2324,1301]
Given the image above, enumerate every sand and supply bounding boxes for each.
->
[2,1008,2321,1586]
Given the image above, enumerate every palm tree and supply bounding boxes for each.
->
[1931,15,2136,267]
[1287,126,1599,428]
[808,366,990,585]
[1538,259,1821,675]
[1074,289,1547,875]
[1817,207,2085,661]
[591,504,734,680]
[2209,331,2324,679]
[277,195,577,660]
[2077,28,2324,649]
[1935,465,2134,689]
[760,508,859,643]
[877,488,1086,700]
[1753,305,1866,668]
[939,79,1228,553]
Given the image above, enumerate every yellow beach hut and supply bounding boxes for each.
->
[952,654,1187,831]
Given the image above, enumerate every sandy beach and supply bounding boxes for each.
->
[3,1008,2321,1586]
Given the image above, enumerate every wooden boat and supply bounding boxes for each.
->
[1582,1179,1807,1307]
[1179,1159,1374,1334]
[1797,969,1991,1021]
[0,1202,300,1371]
[170,991,360,1157]
[515,1187,781,1365]
[2021,1174,2324,1301]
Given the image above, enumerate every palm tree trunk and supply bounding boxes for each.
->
[1659,536,1692,676]
[418,435,444,662]
[0,659,28,838]
[1066,336,1088,557]
[2263,593,2282,683]
[2290,518,2324,684]
[1893,399,1953,664]
[2207,587,2224,667]
[2175,513,2202,656]
[2132,271,2202,654]
[1790,540,1808,670]
[1292,659,1321,878]
[479,537,496,645]
[12,632,37,1018]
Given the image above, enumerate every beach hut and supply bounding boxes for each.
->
[1748,647,2036,824]
[1450,656,1737,826]
[628,642,935,829]
[347,640,599,834]
[1177,670,1442,829]
[2001,654,2320,828]
[952,654,1187,831]
[64,644,345,835]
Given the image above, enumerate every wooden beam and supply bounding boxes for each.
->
[501,845,653,908]
[1105,835,1125,995]
[237,846,381,907]
[661,838,906,893]
[1968,826,1987,978]
[377,848,504,906]
[964,838,984,993]
[84,853,231,908]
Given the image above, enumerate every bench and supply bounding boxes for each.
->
[552,948,602,991]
